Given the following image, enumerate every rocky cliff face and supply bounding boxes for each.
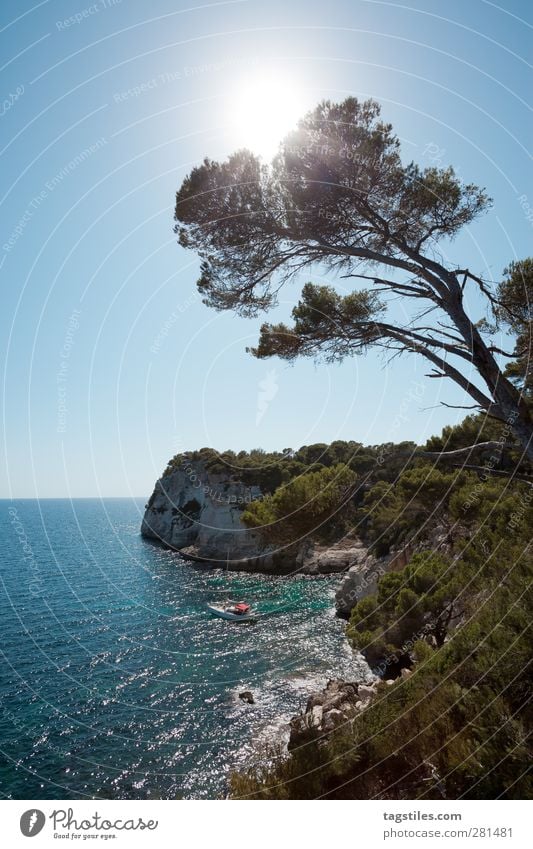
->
[142,459,375,577]
[288,677,380,748]
[142,458,416,594]
[287,671,412,751]
[334,523,456,618]
[141,459,273,566]
[334,543,415,618]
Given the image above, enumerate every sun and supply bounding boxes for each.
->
[227,72,304,159]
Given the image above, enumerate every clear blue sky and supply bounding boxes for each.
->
[1,0,531,497]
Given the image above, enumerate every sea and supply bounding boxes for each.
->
[0,498,369,799]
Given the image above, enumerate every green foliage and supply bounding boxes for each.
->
[360,465,470,553]
[175,98,489,317]
[174,92,533,460]
[161,438,419,496]
[162,446,306,493]
[159,417,533,799]
[242,463,357,544]
[494,258,533,397]
[251,283,385,362]
[347,552,464,667]
[227,417,533,800]
[171,91,533,792]
[424,412,506,452]
[448,476,533,530]
[424,411,528,473]
[231,478,533,799]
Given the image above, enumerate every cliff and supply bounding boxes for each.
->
[142,457,379,582]
[334,542,415,618]
[141,458,272,566]
[141,451,425,620]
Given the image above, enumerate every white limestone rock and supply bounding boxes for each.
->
[141,460,269,565]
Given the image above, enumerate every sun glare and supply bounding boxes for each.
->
[228,73,304,159]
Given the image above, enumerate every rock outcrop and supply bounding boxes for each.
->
[335,543,416,618]
[335,524,457,618]
[288,677,380,749]
[141,459,278,567]
[296,534,369,575]
[239,691,255,704]
[142,459,381,576]
[142,459,419,592]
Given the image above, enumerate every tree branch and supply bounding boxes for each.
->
[419,441,515,460]
[450,464,533,484]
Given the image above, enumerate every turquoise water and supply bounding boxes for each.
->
[0,499,368,799]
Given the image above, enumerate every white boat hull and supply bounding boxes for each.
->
[206,603,256,622]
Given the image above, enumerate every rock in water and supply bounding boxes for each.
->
[239,691,255,704]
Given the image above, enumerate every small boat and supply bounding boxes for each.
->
[206,600,256,622]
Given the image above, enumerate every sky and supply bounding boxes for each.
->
[0,0,531,498]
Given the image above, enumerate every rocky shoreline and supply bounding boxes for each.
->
[141,458,417,617]
[288,678,377,747]
[142,457,430,771]
[141,459,369,576]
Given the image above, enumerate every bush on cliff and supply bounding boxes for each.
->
[358,465,470,554]
[161,438,426,501]
[241,463,358,544]
[347,551,464,670]
[231,528,532,799]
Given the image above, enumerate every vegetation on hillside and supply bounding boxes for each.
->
[157,402,531,800]
[162,439,417,490]
[241,463,357,544]
[230,455,533,799]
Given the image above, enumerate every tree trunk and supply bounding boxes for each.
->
[444,280,533,462]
